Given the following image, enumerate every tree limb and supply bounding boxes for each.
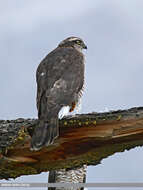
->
[0,107,143,179]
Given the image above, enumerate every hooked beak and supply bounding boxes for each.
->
[83,44,87,49]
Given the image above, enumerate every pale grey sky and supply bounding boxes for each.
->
[0,0,143,189]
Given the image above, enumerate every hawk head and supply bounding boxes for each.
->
[58,37,87,51]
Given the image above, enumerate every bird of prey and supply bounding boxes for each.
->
[31,37,87,151]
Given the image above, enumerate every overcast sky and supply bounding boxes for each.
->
[0,0,143,189]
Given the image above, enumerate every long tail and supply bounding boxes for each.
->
[30,117,59,151]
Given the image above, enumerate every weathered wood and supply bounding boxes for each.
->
[0,107,143,179]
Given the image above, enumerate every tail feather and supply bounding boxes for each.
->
[47,118,59,145]
[30,118,58,151]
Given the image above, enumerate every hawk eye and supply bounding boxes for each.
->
[75,40,81,45]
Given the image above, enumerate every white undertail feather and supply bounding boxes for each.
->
[58,106,70,119]
[58,98,82,119]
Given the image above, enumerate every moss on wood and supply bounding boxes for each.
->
[0,107,143,179]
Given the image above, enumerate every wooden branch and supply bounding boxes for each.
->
[0,107,143,179]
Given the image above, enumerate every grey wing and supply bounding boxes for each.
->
[36,47,84,118]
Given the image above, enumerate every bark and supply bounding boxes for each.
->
[48,165,86,190]
[0,107,143,179]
